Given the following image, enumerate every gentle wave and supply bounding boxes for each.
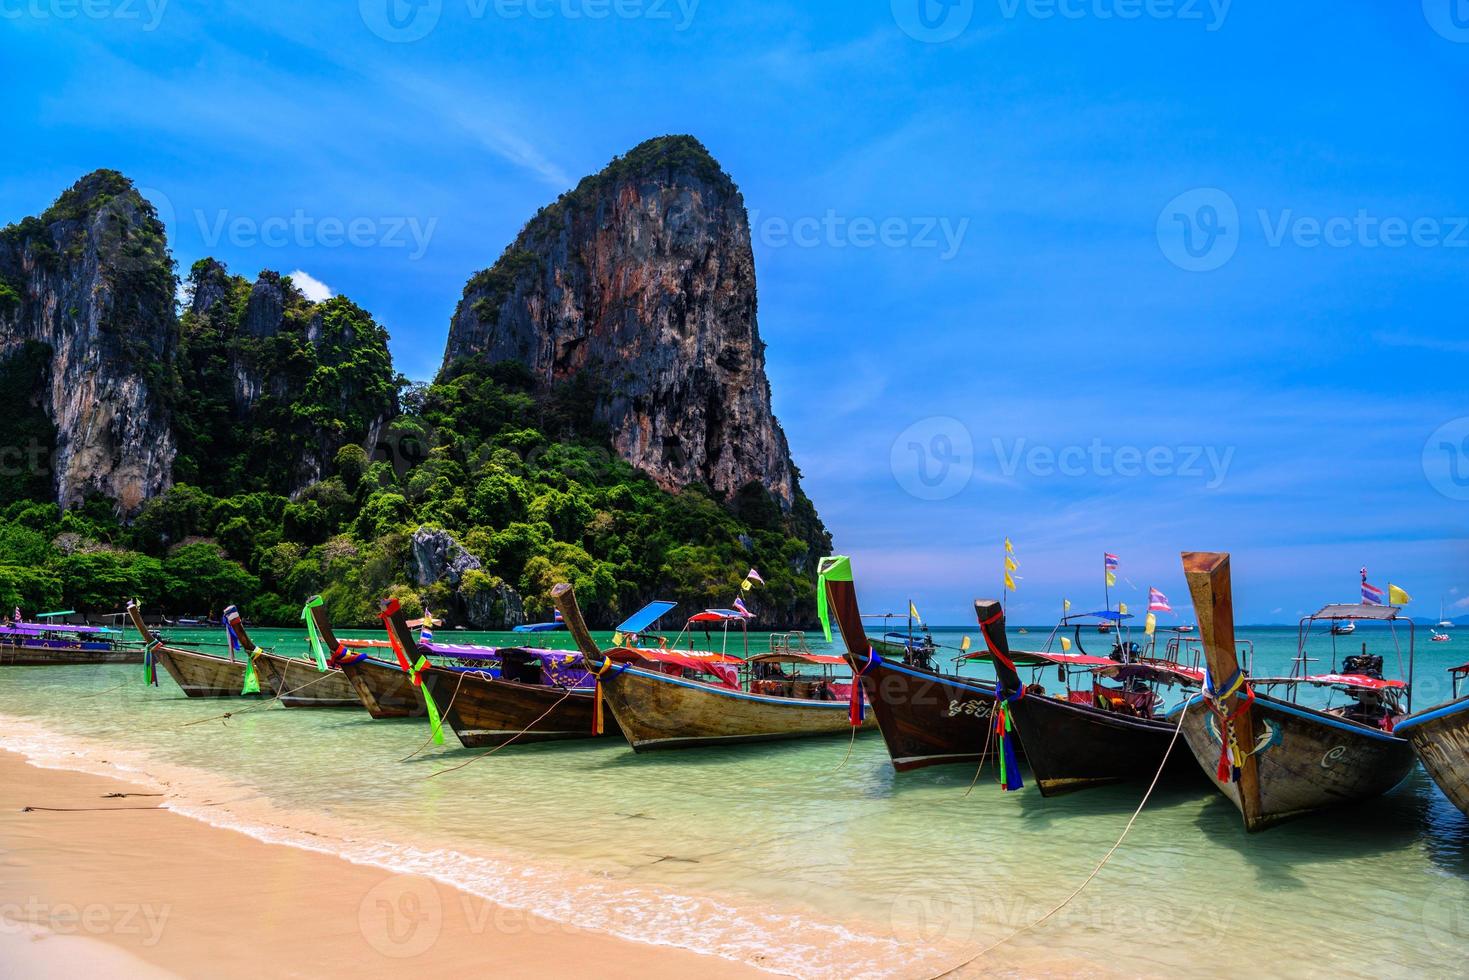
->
[0,712,950,979]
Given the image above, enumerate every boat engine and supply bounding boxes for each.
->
[1342,653,1384,679]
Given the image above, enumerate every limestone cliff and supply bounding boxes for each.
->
[173,259,399,496]
[442,136,800,509]
[0,171,176,514]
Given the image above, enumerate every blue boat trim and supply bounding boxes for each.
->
[1169,693,1405,743]
[1395,696,1469,734]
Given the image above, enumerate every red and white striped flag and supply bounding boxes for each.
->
[1148,587,1172,613]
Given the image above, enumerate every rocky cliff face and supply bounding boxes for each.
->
[442,136,798,508]
[0,171,177,514]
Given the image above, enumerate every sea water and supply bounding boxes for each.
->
[1,624,1466,977]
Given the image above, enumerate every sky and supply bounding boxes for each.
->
[4,2,1468,624]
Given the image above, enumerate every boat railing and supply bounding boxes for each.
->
[768,631,811,657]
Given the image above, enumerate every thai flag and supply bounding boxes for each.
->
[1362,581,1385,605]
[734,597,753,618]
[1148,588,1172,613]
[554,609,564,622]
[1105,553,1119,570]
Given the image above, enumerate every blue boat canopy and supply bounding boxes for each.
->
[512,622,565,633]
[1078,610,1134,621]
[617,600,677,635]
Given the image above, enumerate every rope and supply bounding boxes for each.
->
[399,671,471,763]
[176,660,341,729]
[926,698,1193,978]
[961,695,999,798]
[830,722,860,772]
[424,688,575,780]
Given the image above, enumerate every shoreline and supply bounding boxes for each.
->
[0,748,771,978]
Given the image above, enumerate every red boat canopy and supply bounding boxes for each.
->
[1255,673,1407,691]
[340,638,394,649]
[607,647,743,671]
[965,648,1117,670]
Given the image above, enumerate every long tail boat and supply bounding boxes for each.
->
[969,598,1205,795]
[380,601,612,747]
[332,604,427,718]
[0,616,142,666]
[128,601,262,698]
[819,556,1002,771]
[248,599,385,709]
[1172,551,1416,832]
[1393,662,1469,816]
[552,582,870,751]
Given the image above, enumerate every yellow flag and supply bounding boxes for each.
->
[1004,537,1014,555]
[1106,572,1117,587]
[1119,602,1128,615]
[1060,636,1072,652]
[1005,555,1018,572]
[960,636,972,653]
[1004,571,1017,592]
[741,579,753,591]
[612,632,625,647]
[1389,584,1412,605]
[1145,612,1157,636]
[1064,598,1071,612]
[909,601,922,623]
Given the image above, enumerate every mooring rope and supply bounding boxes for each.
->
[176,659,341,729]
[424,688,575,780]
[927,698,1193,978]
[398,670,471,763]
[961,698,1000,799]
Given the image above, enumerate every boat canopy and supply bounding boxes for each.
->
[1255,673,1408,691]
[1307,603,1403,622]
[1102,661,1204,686]
[512,622,565,633]
[617,600,677,635]
[1,621,117,636]
[339,637,394,649]
[608,647,743,668]
[688,610,751,625]
[965,647,1117,669]
[420,640,502,661]
[748,652,846,666]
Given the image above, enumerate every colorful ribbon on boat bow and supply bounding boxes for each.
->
[1202,666,1254,783]
[300,597,331,671]
[328,643,366,668]
[410,656,444,746]
[850,648,881,726]
[589,659,629,735]
[977,606,1024,791]
[224,606,261,695]
[815,556,853,643]
[994,686,1025,791]
[143,638,160,687]
[377,598,414,672]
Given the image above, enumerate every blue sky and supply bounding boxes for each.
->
[5,2,1468,623]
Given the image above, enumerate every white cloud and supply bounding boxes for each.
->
[1453,595,1469,610]
[287,270,332,304]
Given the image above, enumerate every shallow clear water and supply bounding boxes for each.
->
[1,624,1466,977]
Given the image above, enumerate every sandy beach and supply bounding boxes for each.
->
[0,749,768,978]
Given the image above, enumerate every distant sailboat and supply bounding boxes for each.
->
[1438,597,1454,630]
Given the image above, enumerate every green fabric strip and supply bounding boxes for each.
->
[300,596,329,672]
[414,656,445,746]
[241,653,260,695]
[815,555,853,643]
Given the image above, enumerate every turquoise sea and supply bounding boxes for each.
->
[1,623,1466,977]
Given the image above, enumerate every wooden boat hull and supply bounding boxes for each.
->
[847,655,1001,771]
[252,652,360,708]
[0,643,143,666]
[340,658,426,718]
[600,665,873,752]
[1173,692,1415,831]
[154,646,259,698]
[1396,696,1469,817]
[1010,693,1199,796]
[419,666,610,747]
